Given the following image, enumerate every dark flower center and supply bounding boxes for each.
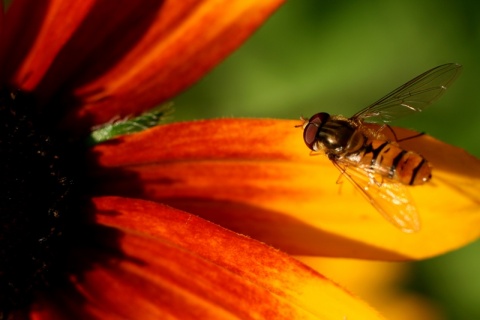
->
[0,87,78,315]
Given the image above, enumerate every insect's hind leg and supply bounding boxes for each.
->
[384,124,425,142]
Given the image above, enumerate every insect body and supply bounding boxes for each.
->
[302,63,461,232]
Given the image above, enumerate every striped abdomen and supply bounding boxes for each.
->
[352,139,432,185]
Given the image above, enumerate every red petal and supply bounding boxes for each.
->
[30,197,384,319]
[0,1,96,87]
[1,0,283,133]
[89,119,480,260]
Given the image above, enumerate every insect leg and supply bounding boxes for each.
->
[335,164,348,184]
[384,124,425,142]
[309,150,323,156]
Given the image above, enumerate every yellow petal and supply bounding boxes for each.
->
[90,119,480,260]
[297,257,443,320]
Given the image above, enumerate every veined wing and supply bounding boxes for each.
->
[352,63,462,123]
[332,160,421,233]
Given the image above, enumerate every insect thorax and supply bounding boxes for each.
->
[318,119,365,156]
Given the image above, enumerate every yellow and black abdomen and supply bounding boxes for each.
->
[356,139,432,185]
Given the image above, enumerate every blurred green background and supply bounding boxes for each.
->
[175,1,480,319]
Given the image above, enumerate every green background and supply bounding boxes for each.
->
[175,1,480,319]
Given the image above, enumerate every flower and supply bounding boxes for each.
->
[0,0,382,318]
[1,1,480,319]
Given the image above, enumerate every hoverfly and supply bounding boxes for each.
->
[301,63,461,232]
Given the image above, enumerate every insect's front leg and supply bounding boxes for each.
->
[309,150,324,156]
[295,116,309,129]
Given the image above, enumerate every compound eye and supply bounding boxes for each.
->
[303,113,330,150]
[308,112,330,126]
[303,122,319,150]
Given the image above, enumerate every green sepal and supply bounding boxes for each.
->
[87,102,173,146]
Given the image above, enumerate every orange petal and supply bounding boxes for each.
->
[1,0,283,133]
[31,197,384,319]
[67,0,283,132]
[89,119,480,260]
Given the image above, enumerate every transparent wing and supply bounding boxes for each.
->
[332,160,421,233]
[352,63,462,123]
